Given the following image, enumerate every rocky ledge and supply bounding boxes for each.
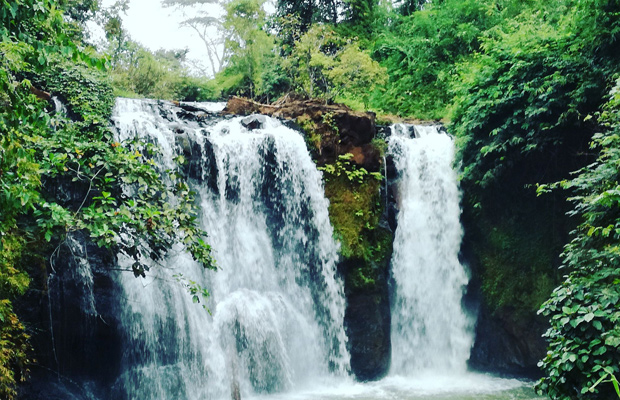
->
[223,96,381,170]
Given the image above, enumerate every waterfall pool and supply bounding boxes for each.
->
[249,374,543,400]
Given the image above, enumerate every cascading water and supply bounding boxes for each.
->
[31,103,545,400]
[253,124,540,400]
[388,124,474,375]
[109,98,349,399]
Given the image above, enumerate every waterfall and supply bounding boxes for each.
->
[388,124,473,375]
[109,98,349,399]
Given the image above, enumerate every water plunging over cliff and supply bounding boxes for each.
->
[255,123,541,400]
[109,98,349,399]
[32,102,544,400]
[388,124,474,375]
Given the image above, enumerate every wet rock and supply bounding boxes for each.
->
[178,102,208,113]
[345,285,391,381]
[16,233,122,399]
[175,132,192,156]
[241,114,267,131]
[469,305,547,377]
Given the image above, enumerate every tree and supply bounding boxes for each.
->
[275,0,341,29]
[281,24,385,106]
[217,0,274,98]
[394,0,427,15]
[162,0,229,77]
[99,0,131,68]
[339,0,379,40]
[327,44,386,107]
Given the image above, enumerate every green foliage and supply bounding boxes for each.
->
[589,373,620,398]
[176,75,221,102]
[394,0,426,16]
[327,44,386,108]
[536,80,620,400]
[0,1,215,396]
[95,2,219,101]
[282,24,386,105]
[337,0,380,42]
[452,0,620,192]
[39,59,115,122]
[258,55,291,102]
[0,297,30,400]
[217,0,274,99]
[274,0,340,34]
[372,0,509,119]
[453,24,593,190]
[319,154,382,185]
[109,44,217,101]
[274,0,381,40]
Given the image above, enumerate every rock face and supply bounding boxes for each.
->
[458,208,550,377]
[17,233,122,400]
[240,114,267,130]
[343,259,392,381]
[223,96,380,170]
[469,305,547,377]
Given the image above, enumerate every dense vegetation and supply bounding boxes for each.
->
[220,0,618,398]
[0,1,214,397]
[536,80,620,400]
[2,0,620,398]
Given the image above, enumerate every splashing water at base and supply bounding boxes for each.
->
[247,374,542,400]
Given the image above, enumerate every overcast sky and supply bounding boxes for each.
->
[95,0,275,76]
[96,0,217,74]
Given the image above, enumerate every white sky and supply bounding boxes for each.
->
[95,0,275,76]
[97,0,220,75]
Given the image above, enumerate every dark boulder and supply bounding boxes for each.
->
[469,305,547,377]
[345,290,391,381]
[241,114,267,131]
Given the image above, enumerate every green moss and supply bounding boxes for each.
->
[344,227,393,291]
[322,162,392,292]
[478,222,557,315]
[297,114,322,154]
[324,171,380,258]
[467,191,565,320]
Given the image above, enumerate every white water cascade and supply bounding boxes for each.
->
[388,124,474,375]
[109,98,349,399]
[248,123,539,400]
